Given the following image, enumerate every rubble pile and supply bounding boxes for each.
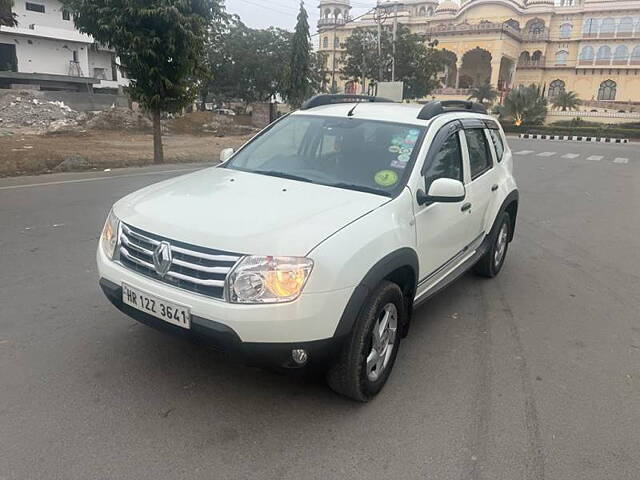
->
[0,91,81,130]
[84,107,152,131]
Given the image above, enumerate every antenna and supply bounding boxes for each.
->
[347,103,359,117]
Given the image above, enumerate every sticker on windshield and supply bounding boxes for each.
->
[388,145,401,154]
[397,153,410,163]
[374,170,399,187]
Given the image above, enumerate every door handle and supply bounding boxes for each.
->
[461,202,472,212]
[491,184,499,192]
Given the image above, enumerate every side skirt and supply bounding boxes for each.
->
[413,234,491,308]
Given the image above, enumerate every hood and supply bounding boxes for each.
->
[114,167,389,256]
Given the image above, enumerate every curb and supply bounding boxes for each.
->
[518,133,629,144]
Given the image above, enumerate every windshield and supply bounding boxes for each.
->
[224,114,426,196]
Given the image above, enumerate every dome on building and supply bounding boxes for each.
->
[435,0,459,15]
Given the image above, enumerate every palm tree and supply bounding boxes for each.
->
[552,90,580,111]
[496,84,548,126]
[468,82,499,105]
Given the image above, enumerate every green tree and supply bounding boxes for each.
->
[0,0,17,26]
[204,18,292,106]
[286,1,311,108]
[468,82,498,105]
[64,0,223,164]
[552,90,580,111]
[496,84,548,126]
[341,25,443,99]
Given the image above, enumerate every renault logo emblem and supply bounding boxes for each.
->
[153,241,173,277]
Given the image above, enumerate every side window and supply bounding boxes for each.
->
[424,132,463,185]
[464,129,492,179]
[488,129,504,162]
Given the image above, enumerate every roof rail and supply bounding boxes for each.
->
[417,100,487,120]
[300,94,394,111]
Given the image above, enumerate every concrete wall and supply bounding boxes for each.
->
[41,91,129,111]
[88,49,114,81]
[11,0,76,32]
[0,32,89,76]
[545,110,640,125]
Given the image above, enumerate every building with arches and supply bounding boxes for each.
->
[318,0,640,104]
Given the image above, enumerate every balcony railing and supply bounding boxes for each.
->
[432,88,472,96]
[582,30,640,40]
[522,29,550,42]
[424,22,522,41]
[318,17,348,27]
[518,57,546,68]
[578,58,640,67]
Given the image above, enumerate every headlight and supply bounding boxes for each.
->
[100,209,120,259]
[227,256,313,304]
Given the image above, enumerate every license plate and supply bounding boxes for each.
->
[122,283,191,329]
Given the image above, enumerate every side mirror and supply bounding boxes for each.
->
[219,147,234,163]
[417,178,465,205]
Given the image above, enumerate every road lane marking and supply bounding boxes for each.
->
[613,157,629,164]
[536,152,556,157]
[0,167,202,191]
[514,150,534,155]
[586,155,603,161]
[561,153,580,159]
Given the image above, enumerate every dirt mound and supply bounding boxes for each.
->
[166,111,256,136]
[0,90,80,130]
[83,107,152,131]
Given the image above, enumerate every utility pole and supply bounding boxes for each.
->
[361,36,367,93]
[391,1,398,82]
[373,1,388,84]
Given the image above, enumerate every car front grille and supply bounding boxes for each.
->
[118,223,242,300]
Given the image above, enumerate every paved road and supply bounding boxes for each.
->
[1,139,639,480]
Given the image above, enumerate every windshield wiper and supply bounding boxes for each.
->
[252,170,313,183]
[328,183,392,196]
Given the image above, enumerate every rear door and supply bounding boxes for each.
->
[460,120,500,243]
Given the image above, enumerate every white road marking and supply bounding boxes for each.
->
[514,150,534,155]
[613,157,629,164]
[537,152,556,157]
[0,167,202,191]
[587,155,603,161]
[561,153,580,159]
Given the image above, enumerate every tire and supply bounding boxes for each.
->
[474,211,511,278]
[326,281,405,402]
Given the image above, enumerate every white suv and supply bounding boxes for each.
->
[97,95,519,401]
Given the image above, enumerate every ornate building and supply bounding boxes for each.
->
[317,0,640,104]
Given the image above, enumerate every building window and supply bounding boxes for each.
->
[599,18,615,36]
[596,45,612,63]
[583,18,598,36]
[93,67,106,80]
[613,45,629,64]
[555,50,569,65]
[62,8,70,20]
[505,19,521,31]
[322,36,328,49]
[618,17,633,36]
[580,46,594,61]
[427,6,433,16]
[631,45,640,64]
[418,6,426,16]
[528,20,545,35]
[597,79,616,100]
[532,50,543,62]
[559,23,572,38]
[549,80,565,97]
[25,2,45,13]
[334,36,340,48]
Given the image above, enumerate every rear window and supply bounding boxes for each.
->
[488,129,505,162]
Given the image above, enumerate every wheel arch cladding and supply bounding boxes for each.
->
[493,190,519,242]
[333,248,419,339]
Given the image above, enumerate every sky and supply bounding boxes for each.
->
[224,0,375,34]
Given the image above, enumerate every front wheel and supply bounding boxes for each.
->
[326,281,405,402]
[474,211,511,278]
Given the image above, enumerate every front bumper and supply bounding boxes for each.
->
[100,278,347,368]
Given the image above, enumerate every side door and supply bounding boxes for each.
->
[412,121,476,294]
[460,121,500,243]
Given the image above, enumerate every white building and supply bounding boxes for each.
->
[0,0,128,91]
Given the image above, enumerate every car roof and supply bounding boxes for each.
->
[292,102,494,127]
